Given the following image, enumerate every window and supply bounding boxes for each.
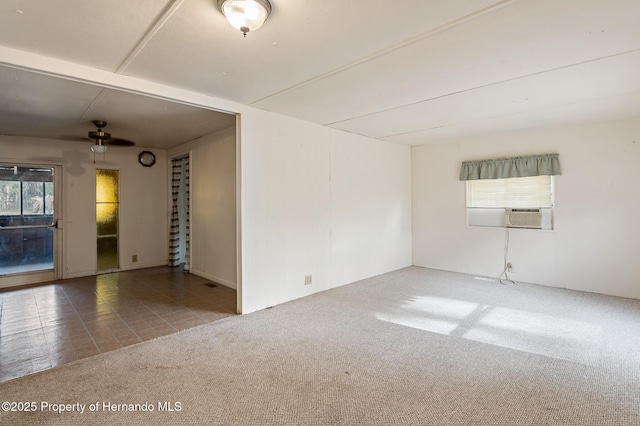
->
[0,165,56,274]
[467,175,554,230]
[0,166,54,217]
[96,169,119,271]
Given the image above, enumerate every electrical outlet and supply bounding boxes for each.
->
[304,275,312,285]
[507,262,514,272]
[132,254,138,263]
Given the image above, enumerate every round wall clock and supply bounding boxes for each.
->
[138,151,156,167]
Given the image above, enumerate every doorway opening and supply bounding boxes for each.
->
[169,155,190,270]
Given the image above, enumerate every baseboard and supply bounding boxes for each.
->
[63,269,97,279]
[63,262,166,279]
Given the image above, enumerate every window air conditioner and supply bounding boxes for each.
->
[504,208,542,229]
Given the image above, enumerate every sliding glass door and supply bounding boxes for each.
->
[0,164,60,288]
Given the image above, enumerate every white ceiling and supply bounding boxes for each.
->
[1,0,639,149]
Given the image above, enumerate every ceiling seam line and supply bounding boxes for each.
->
[382,124,451,139]
[115,0,186,74]
[377,93,640,140]
[324,46,640,129]
[72,88,111,133]
[247,0,515,106]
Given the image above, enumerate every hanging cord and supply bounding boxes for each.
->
[499,227,515,285]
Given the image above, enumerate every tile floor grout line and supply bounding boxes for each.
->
[59,285,100,357]
[91,285,145,344]
[0,266,237,383]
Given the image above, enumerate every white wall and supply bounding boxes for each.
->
[330,129,413,287]
[240,109,412,313]
[412,117,640,300]
[0,136,168,279]
[168,127,237,289]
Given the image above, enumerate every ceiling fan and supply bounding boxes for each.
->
[86,120,135,153]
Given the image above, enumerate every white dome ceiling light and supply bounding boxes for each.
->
[217,0,272,37]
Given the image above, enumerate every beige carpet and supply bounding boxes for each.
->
[1,267,639,425]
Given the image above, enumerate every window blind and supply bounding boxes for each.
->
[467,175,553,208]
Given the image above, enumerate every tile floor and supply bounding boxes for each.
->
[0,266,236,383]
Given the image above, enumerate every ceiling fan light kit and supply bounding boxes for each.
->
[91,142,107,154]
[85,120,135,154]
[217,0,272,37]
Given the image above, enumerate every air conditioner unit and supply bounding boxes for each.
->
[505,208,542,229]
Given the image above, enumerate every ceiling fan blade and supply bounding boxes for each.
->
[61,135,91,142]
[105,137,135,147]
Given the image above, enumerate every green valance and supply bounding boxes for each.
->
[459,153,561,181]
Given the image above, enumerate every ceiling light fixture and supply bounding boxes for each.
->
[91,141,107,154]
[217,0,272,37]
